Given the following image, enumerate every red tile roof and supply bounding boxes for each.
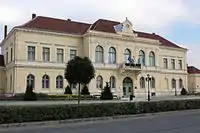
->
[90,19,120,33]
[187,66,200,74]
[134,31,181,48]
[17,16,91,35]
[16,16,184,49]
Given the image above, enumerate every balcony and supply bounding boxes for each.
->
[119,62,142,71]
[125,63,141,69]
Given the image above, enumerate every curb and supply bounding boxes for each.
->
[0,114,149,129]
[1,109,199,129]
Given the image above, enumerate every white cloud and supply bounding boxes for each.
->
[186,44,200,68]
[0,0,189,31]
[0,6,24,24]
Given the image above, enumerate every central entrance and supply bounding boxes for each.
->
[123,77,133,97]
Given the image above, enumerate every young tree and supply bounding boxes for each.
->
[65,56,95,106]
[81,85,90,95]
[100,82,113,100]
[64,85,72,94]
[24,84,37,101]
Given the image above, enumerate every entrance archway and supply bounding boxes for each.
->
[122,77,133,97]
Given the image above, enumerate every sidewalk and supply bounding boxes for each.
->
[0,95,200,106]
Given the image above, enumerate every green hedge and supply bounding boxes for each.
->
[1,99,200,124]
[1,93,96,101]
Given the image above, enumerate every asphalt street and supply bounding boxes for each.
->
[1,109,200,133]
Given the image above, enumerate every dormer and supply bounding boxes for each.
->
[114,17,135,36]
[121,17,133,33]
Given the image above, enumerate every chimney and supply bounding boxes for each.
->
[32,13,36,19]
[4,25,7,39]
[67,19,71,21]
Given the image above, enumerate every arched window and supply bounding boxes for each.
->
[124,48,131,63]
[95,45,104,63]
[139,50,145,65]
[151,77,155,88]
[56,75,63,89]
[140,77,145,88]
[172,79,176,89]
[149,51,155,66]
[108,47,116,64]
[42,74,50,89]
[96,75,103,90]
[179,79,183,88]
[27,74,35,88]
[110,76,116,89]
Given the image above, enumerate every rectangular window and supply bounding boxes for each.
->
[6,51,8,64]
[171,59,175,69]
[178,60,182,69]
[70,49,76,60]
[43,47,50,62]
[57,48,64,63]
[163,58,168,69]
[27,46,35,61]
[10,47,13,62]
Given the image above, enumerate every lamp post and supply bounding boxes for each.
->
[146,74,151,101]
[175,87,177,96]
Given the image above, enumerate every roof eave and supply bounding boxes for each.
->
[0,27,16,46]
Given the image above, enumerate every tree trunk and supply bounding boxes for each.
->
[78,83,81,110]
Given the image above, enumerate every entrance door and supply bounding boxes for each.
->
[123,77,133,97]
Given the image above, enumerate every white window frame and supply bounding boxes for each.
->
[68,47,77,61]
[27,46,35,61]
[171,59,175,69]
[178,60,182,70]
[163,58,168,69]
[57,48,64,63]
[42,47,50,62]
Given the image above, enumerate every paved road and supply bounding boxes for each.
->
[1,96,200,106]
[1,109,200,133]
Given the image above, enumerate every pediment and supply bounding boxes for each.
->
[114,17,133,34]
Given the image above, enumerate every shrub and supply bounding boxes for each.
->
[48,94,95,100]
[64,85,72,94]
[1,99,200,124]
[100,82,113,100]
[23,84,37,101]
[81,85,90,95]
[181,88,188,95]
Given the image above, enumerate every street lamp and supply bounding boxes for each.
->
[146,74,151,101]
[175,87,177,96]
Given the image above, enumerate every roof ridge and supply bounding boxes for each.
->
[98,18,120,23]
[18,15,39,27]
[37,16,91,25]
[91,19,101,30]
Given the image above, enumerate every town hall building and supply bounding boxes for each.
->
[0,14,199,98]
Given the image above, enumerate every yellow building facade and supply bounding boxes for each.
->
[0,14,193,98]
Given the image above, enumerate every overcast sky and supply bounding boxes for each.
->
[0,0,200,68]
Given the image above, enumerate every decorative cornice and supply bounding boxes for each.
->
[188,73,200,77]
[0,28,15,46]
[159,71,188,75]
[88,30,160,45]
[160,45,187,52]
[17,28,82,38]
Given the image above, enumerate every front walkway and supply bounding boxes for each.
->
[0,95,200,106]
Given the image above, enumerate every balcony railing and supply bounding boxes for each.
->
[124,63,141,68]
[119,61,142,71]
